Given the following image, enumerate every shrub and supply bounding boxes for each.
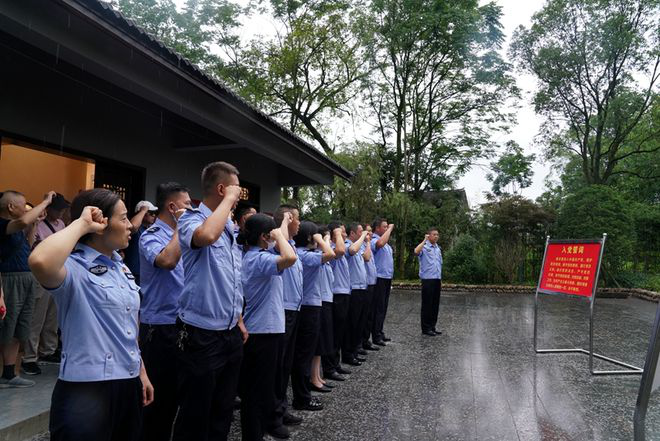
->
[443,234,487,283]
[556,185,634,279]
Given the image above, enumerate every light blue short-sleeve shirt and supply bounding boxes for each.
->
[282,240,304,311]
[418,242,443,280]
[320,262,335,303]
[371,234,394,279]
[346,240,367,290]
[138,218,184,325]
[241,248,284,333]
[177,203,242,331]
[365,247,377,286]
[298,247,323,307]
[47,244,141,382]
[329,242,350,295]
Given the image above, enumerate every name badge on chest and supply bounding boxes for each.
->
[121,265,135,280]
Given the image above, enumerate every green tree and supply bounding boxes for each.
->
[556,185,635,279]
[511,0,660,185]
[487,140,535,196]
[243,0,369,155]
[366,0,518,194]
[479,195,555,283]
[364,0,518,275]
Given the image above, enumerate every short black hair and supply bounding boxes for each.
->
[70,189,121,243]
[201,161,239,195]
[293,221,318,248]
[237,213,276,247]
[273,203,299,225]
[427,227,439,234]
[372,217,387,231]
[155,182,189,213]
[347,222,362,236]
[317,224,329,236]
[234,204,256,223]
[327,220,343,232]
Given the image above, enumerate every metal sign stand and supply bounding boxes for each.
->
[633,303,660,441]
[533,234,643,376]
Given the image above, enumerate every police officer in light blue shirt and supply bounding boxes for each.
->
[414,227,443,336]
[237,213,297,441]
[269,204,305,437]
[343,222,371,365]
[362,224,379,351]
[28,188,154,441]
[310,225,337,393]
[138,182,191,441]
[321,222,352,379]
[173,161,247,441]
[291,221,335,411]
[370,218,395,345]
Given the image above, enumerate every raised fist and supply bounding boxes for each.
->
[224,185,242,202]
[81,206,108,233]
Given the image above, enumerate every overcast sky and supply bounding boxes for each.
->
[174,0,551,207]
[457,0,550,207]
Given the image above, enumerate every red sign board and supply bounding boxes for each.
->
[539,242,602,297]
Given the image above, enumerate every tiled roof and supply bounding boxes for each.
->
[68,0,352,180]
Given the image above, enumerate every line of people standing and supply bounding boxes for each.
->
[25,160,399,441]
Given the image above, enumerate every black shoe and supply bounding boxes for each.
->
[21,362,41,376]
[336,366,352,375]
[355,356,367,362]
[325,372,346,381]
[233,396,241,409]
[323,382,336,388]
[343,358,362,366]
[433,329,442,335]
[268,425,290,439]
[373,340,386,347]
[363,342,380,351]
[310,383,332,393]
[383,336,392,342]
[283,413,303,426]
[357,348,368,356]
[293,401,324,411]
[422,330,436,336]
[39,353,61,364]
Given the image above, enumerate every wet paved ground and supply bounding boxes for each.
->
[27,290,660,440]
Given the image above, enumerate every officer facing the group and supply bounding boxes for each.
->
[138,182,191,441]
[414,228,443,336]
[28,188,154,441]
[173,161,247,441]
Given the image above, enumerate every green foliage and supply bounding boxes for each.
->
[487,140,535,196]
[556,185,635,277]
[511,0,660,185]
[478,195,555,283]
[443,234,487,283]
[366,0,519,195]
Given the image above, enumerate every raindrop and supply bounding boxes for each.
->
[67,14,71,29]
[60,125,66,148]
[55,44,60,64]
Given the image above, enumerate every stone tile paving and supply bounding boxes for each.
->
[27,290,660,440]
